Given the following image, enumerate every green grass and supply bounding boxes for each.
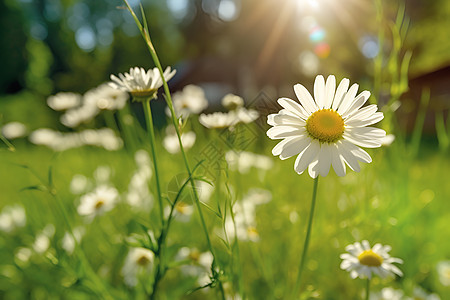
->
[0,130,449,299]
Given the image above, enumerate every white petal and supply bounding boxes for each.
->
[279,137,311,160]
[345,104,379,122]
[331,144,346,177]
[340,140,372,163]
[294,84,318,114]
[314,75,326,109]
[343,133,382,148]
[267,114,276,126]
[332,78,350,110]
[324,75,336,109]
[337,141,361,172]
[362,240,371,250]
[271,114,306,126]
[341,91,371,118]
[346,112,384,127]
[317,144,332,177]
[267,126,305,139]
[337,83,359,115]
[277,98,309,120]
[272,138,298,156]
[308,158,319,178]
[294,140,319,175]
[347,127,386,139]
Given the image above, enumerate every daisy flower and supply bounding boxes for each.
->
[437,260,450,286]
[47,92,82,111]
[168,84,208,118]
[163,125,196,154]
[340,240,403,280]
[1,122,27,139]
[222,93,244,110]
[121,247,155,287]
[77,185,118,221]
[109,66,176,99]
[267,75,386,178]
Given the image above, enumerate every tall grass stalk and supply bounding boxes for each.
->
[121,1,225,297]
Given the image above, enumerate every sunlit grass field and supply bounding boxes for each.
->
[1,129,449,299]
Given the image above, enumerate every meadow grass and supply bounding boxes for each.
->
[0,131,448,299]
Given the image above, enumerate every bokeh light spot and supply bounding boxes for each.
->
[314,42,330,58]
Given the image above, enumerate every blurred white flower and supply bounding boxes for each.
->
[94,165,112,184]
[223,189,271,242]
[196,180,214,203]
[47,92,81,111]
[30,128,122,151]
[121,247,155,287]
[225,151,273,174]
[61,103,99,128]
[84,83,129,111]
[199,111,237,129]
[222,94,244,111]
[165,201,194,223]
[381,134,395,146]
[369,287,404,300]
[1,122,27,139]
[408,286,441,300]
[126,150,153,210]
[61,227,85,255]
[70,174,91,195]
[267,75,385,178]
[163,126,196,154]
[340,240,403,279]
[33,224,55,254]
[169,84,208,118]
[0,205,26,233]
[437,260,450,286]
[110,67,176,99]
[199,107,259,129]
[77,185,118,221]
[15,247,32,264]
[175,247,213,284]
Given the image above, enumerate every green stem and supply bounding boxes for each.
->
[365,278,370,300]
[142,99,164,228]
[292,176,319,299]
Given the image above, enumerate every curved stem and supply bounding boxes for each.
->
[292,176,319,299]
[142,99,164,228]
[365,278,371,300]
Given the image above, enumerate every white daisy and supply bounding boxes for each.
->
[109,66,176,99]
[340,240,403,280]
[77,185,118,220]
[121,247,155,287]
[199,108,259,129]
[409,286,441,300]
[267,75,386,178]
[437,260,450,286]
[84,83,129,111]
[165,201,194,222]
[168,84,208,118]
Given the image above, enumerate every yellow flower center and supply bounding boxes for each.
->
[357,250,383,267]
[306,109,345,143]
[175,202,189,215]
[136,255,150,266]
[188,250,200,262]
[95,199,105,210]
[131,89,158,99]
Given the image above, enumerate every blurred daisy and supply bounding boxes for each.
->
[0,205,26,233]
[175,247,213,284]
[1,122,27,139]
[199,108,258,129]
[169,84,208,118]
[225,150,273,174]
[340,240,403,280]
[267,75,386,178]
[165,201,194,222]
[61,227,85,255]
[109,67,176,99]
[409,286,441,300]
[33,224,55,254]
[163,125,196,154]
[437,260,450,286]
[47,92,81,111]
[126,150,153,210]
[77,185,118,221]
[84,83,129,111]
[369,287,404,300]
[222,93,244,111]
[121,247,155,287]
